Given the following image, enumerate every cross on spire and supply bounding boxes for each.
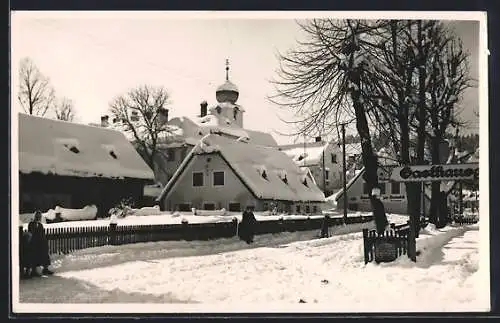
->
[225,58,230,81]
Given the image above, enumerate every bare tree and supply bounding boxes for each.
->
[17,57,55,116]
[54,97,76,122]
[109,85,171,169]
[270,19,390,233]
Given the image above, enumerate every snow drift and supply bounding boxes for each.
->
[44,205,98,222]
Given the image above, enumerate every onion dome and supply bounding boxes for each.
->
[215,59,239,104]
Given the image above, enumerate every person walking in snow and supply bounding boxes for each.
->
[28,211,53,277]
[238,206,257,244]
[371,187,389,234]
[109,208,119,245]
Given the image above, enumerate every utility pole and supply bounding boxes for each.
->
[341,123,348,224]
[322,144,326,197]
[456,127,463,216]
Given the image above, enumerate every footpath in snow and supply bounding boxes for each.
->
[16,220,488,313]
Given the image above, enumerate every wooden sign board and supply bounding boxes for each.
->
[374,240,398,263]
[390,163,479,182]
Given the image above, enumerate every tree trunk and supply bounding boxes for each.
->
[349,68,387,233]
[429,137,441,227]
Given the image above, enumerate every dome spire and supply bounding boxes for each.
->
[225,58,230,81]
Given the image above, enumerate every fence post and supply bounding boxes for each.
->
[232,217,239,238]
[109,223,117,245]
[362,228,369,264]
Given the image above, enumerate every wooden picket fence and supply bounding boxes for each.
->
[363,221,411,264]
[20,215,375,256]
[453,216,479,225]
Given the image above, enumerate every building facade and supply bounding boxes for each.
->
[157,134,326,214]
[279,140,362,197]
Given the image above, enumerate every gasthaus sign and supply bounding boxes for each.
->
[390,163,479,182]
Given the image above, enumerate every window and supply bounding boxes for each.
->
[203,203,215,210]
[331,153,337,163]
[296,205,301,214]
[167,148,175,161]
[305,205,310,213]
[325,170,330,180]
[213,171,225,186]
[229,203,241,212]
[263,202,269,210]
[363,182,370,194]
[391,182,401,195]
[313,205,318,214]
[192,172,204,187]
[379,183,386,195]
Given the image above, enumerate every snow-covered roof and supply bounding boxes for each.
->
[165,115,277,147]
[279,141,330,166]
[216,80,239,93]
[157,134,326,203]
[18,113,155,180]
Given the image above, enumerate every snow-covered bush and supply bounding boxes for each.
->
[44,205,98,222]
[108,197,135,218]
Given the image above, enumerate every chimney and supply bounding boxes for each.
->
[315,136,322,143]
[101,115,109,127]
[200,100,208,117]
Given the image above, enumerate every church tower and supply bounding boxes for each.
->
[213,59,244,128]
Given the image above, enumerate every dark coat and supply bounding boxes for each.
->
[28,221,51,267]
[238,210,257,243]
[372,197,389,234]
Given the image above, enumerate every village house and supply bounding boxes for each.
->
[278,139,362,197]
[18,113,155,217]
[156,133,326,214]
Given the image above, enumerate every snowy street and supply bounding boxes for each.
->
[16,221,488,313]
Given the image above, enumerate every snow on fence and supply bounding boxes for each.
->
[19,215,374,256]
[362,221,411,264]
[454,216,479,225]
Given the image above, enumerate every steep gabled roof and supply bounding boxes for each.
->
[18,113,154,180]
[157,134,326,203]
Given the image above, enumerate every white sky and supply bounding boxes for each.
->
[10,12,482,145]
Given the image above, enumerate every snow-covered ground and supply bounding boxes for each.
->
[14,213,488,313]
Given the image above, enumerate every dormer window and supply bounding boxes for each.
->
[233,107,238,120]
[277,169,288,184]
[56,138,80,154]
[262,170,268,180]
[302,178,308,187]
[102,144,118,160]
